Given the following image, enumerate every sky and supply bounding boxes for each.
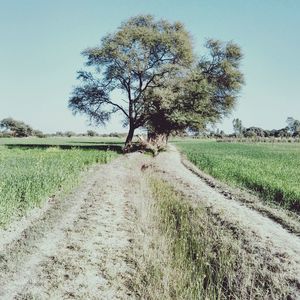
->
[0,0,299,134]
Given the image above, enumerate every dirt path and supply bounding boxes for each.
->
[0,146,300,299]
[0,154,144,300]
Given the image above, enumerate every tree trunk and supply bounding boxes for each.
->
[124,124,135,152]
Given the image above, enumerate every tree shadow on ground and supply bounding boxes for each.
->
[6,144,123,153]
[68,141,124,145]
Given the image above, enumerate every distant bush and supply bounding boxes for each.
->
[105,132,128,138]
[65,131,75,137]
[0,132,12,138]
[32,130,46,138]
[87,130,98,137]
[55,131,64,136]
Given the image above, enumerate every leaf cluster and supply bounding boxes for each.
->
[69,15,193,129]
[145,40,244,135]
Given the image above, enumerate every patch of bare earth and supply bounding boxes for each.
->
[0,154,146,299]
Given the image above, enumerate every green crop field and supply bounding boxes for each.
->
[176,141,300,212]
[0,136,124,146]
[0,144,117,226]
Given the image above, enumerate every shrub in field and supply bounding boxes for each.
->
[87,130,98,137]
[33,130,46,138]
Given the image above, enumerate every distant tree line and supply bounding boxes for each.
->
[232,117,300,138]
[0,117,128,138]
[3,115,298,140]
[0,118,45,138]
[190,117,300,140]
[199,117,300,140]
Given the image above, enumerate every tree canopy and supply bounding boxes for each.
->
[232,118,243,136]
[0,118,33,137]
[69,15,244,149]
[145,40,244,140]
[286,117,300,136]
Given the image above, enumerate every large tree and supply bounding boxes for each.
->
[69,15,193,148]
[69,15,244,150]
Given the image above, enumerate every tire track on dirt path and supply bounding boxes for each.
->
[0,154,143,299]
[154,145,300,293]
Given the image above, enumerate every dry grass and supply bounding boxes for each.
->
[130,177,295,299]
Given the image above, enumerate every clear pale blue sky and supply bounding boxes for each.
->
[0,0,299,134]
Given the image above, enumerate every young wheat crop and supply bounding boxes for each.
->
[177,141,300,212]
[0,146,117,226]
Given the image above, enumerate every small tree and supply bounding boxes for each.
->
[33,129,45,138]
[55,131,64,136]
[65,131,75,137]
[286,117,300,136]
[232,118,243,136]
[87,130,98,137]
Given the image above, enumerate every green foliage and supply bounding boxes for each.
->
[0,147,117,226]
[232,118,243,136]
[69,15,193,145]
[286,117,300,136]
[0,118,33,137]
[86,130,98,137]
[65,131,75,137]
[177,141,300,211]
[33,130,46,138]
[0,118,47,138]
[145,40,244,136]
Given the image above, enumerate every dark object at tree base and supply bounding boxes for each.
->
[123,135,168,156]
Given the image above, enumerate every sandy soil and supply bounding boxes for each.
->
[0,146,299,299]
[0,154,144,299]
